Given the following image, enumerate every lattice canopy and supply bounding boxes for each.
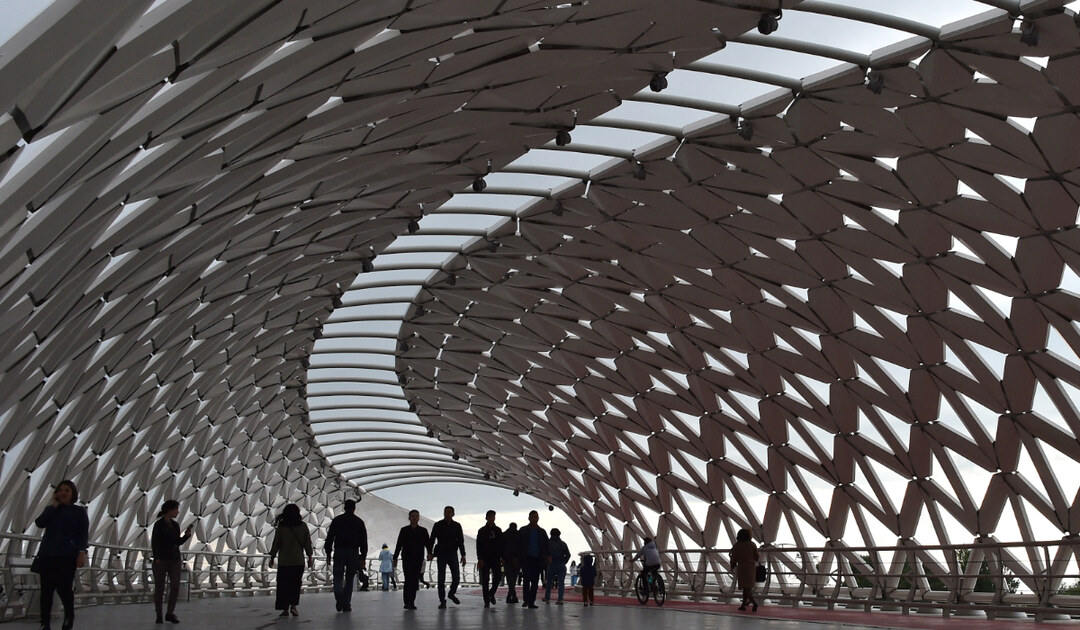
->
[1,0,1080,571]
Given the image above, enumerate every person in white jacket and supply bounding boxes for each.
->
[378,544,394,591]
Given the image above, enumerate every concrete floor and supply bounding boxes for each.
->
[8,588,1059,630]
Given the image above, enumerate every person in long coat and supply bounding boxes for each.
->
[730,528,760,611]
[150,499,194,623]
[35,480,89,630]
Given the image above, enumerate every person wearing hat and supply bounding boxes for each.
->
[378,543,393,591]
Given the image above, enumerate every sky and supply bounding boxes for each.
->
[374,482,592,558]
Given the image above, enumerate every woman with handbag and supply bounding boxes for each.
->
[730,528,760,612]
[34,480,89,630]
[268,504,314,617]
[150,500,194,624]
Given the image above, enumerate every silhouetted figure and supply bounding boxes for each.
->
[543,528,571,604]
[516,510,549,609]
[393,510,429,610]
[570,560,578,587]
[427,505,466,608]
[579,555,597,606]
[35,480,88,630]
[730,529,760,612]
[502,522,520,604]
[476,510,503,608]
[325,499,367,612]
[268,504,314,617]
[150,500,193,624]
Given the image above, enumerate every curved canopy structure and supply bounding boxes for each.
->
[2,0,1080,581]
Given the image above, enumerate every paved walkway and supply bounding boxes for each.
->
[6,588,1058,629]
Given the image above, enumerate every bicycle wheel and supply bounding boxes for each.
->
[635,573,649,604]
[652,574,666,606]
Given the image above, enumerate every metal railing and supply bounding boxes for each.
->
[589,539,1080,621]
[0,533,481,621]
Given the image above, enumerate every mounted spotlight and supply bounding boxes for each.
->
[555,128,573,146]
[633,162,646,180]
[407,218,420,233]
[866,71,884,95]
[447,274,457,286]
[737,119,753,141]
[547,504,555,512]
[426,429,435,438]
[757,9,781,35]
[649,72,668,93]
[472,177,487,192]
[552,200,564,216]
[331,295,342,309]
[513,490,520,497]
[486,240,499,253]
[399,340,408,353]
[452,452,460,461]
[1020,20,1039,46]
[415,305,425,317]
[361,257,374,273]
[408,401,417,413]
[483,472,491,481]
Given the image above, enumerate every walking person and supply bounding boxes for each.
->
[34,480,89,630]
[268,504,314,617]
[427,506,466,608]
[543,528,571,604]
[476,510,503,608]
[393,509,430,610]
[378,544,393,591]
[502,522,520,604]
[325,499,367,612]
[579,555,597,606]
[150,500,194,624]
[730,529,760,612]
[516,510,549,609]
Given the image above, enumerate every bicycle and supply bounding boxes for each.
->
[634,568,666,606]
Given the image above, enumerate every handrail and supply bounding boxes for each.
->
[587,539,1080,622]
[0,533,482,621]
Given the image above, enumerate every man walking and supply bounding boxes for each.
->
[476,510,503,608]
[427,505,466,608]
[393,509,429,610]
[324,499,367,613]
[543,528,572,604]
[502,522,520,604]
[517,510,549,609]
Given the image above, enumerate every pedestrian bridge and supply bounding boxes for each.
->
[0,589,1047,630]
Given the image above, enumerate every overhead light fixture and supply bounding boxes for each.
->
[633,162,646,180]
[407,218,420,233]
[866,71,884,95]
[513,490,520,497]
[1019,20,1039,46]
[547,504,555,511]
[649,72,668,93]
[552,200,564,216]
[486,240,499,253]
[361,257,374,272]
[426,429,435,437]
[408,402,417,412]
[452,452,460,461]
[555,128,573,146]
[757,9,781,35]
[447,274,456,286]
[472,177,487,192]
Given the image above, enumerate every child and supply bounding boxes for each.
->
[579,555,597,606]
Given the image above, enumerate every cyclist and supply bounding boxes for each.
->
[631,537,662,586]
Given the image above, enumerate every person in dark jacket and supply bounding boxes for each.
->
[268,504,314,617]
[324,499,367,613]
[427,505,466,608]
[393,509,429,610]
[579,554,597,606]
[475,510,503,608]
[35,479,89,630]
[150,500,194,624]
[543,528,572,604]
[502,522,520,604]
[516,510,550,609]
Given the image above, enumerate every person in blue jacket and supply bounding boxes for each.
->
[35,480,89,630]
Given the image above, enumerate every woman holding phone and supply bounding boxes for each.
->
[35,479,89,630]
[151,500,194,624]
